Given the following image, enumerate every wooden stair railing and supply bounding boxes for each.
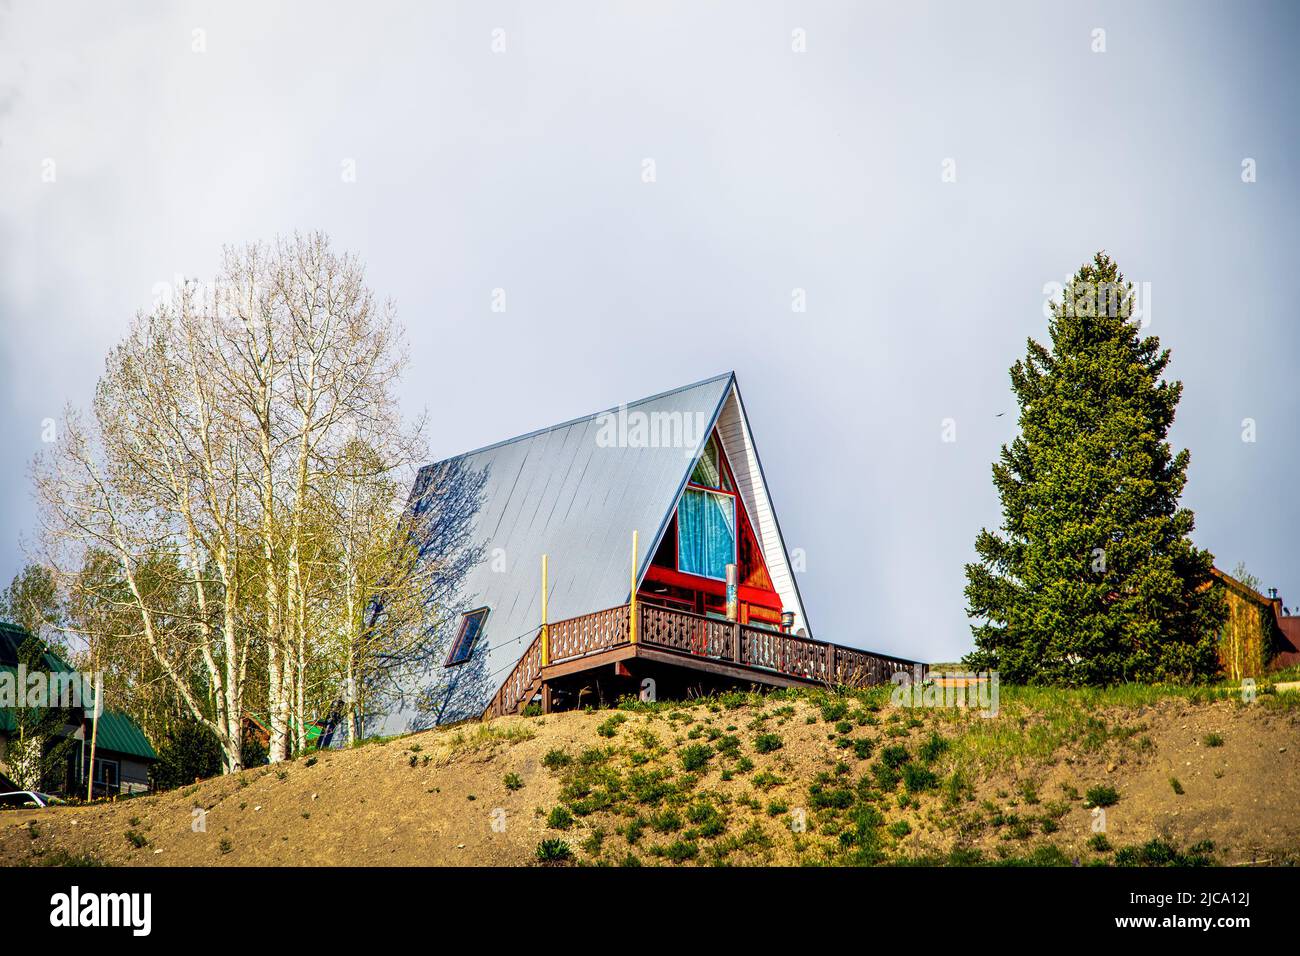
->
[483,628,545,719]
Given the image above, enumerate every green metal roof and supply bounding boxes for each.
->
[0,622,157,761]
[89,709,157,761]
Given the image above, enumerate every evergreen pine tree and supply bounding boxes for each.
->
[964,253,1223,684]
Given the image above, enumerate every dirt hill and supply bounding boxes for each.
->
[3,685,1297,867]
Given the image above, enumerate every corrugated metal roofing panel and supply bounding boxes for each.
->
[90,710,158,761]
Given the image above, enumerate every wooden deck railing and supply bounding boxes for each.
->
[484,602,919,717]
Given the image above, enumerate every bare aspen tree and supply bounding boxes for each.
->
[32,232,442,772]
[33,293,251,772]
[220,234,416,759]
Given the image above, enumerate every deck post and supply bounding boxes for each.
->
[629,530,638,645]
[731,622,741,664]
[541,682,552,714]
[541,553,549,667]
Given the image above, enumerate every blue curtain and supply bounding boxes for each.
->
[677,489,735,579]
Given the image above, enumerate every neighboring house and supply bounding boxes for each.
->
[1211,567,1300,677]
[0,621,157,798]
[378,372,915,733]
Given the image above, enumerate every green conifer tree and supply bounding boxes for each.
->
[964,253,1223,684]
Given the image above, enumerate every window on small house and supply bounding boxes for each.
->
[690,435,732,491]
[94,758,119,788]
[678,434,737,580]
[446,607,489,666]
[677,487,736,580]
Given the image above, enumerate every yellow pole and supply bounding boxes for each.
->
[629,530,638,644]
[541,553,549,666]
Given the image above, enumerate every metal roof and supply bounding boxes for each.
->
[379,371,809,732]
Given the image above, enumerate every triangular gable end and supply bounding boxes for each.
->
[636,378,811,636]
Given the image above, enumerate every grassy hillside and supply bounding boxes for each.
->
[3,683,1298,867]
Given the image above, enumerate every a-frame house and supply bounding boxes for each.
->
[379,372,914,733]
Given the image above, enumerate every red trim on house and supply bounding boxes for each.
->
[642,564,784,611]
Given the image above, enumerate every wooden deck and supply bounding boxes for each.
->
[484,603,919,718]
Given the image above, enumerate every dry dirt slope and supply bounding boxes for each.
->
[2,687,1297,867]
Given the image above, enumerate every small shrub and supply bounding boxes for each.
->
[879,744,911,769]
[1085,785,1120,808]
[124,830,148,849]
[852,738,875,760]
[887,820,911,838]
[580,828,605,856]
[597,714,627,738]
[1088,834,1112,853]
[872,762,901,791]
[547,806,574,830]
[1203,732,1224,748]
[918,732,949,763]
[686,803,726,837]
[1169,777,1184,795]
[679,743,713,772]
[627,768,674,805]
[901,764,937,793]
[715,734,741,756]
[809,783,855,810]
[1114,838,1213,867]
[753,733,783,754]
[535,839,573,863]
[542,748,572,770]
[504,772,524,792]
[654,839,699,863]
[820,698,849,722]
[649,809,683,833]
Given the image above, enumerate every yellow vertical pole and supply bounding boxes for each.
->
[541,553,549,666]
[629,530,638,644]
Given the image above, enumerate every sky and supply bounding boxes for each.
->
[1,1,1298,665]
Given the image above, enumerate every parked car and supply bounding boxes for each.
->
[0,790,65,809]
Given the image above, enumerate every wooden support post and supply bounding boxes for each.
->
[629,530,638,645]
[541,683,552,714]
[731,622,742,664]
[541,553,549,667]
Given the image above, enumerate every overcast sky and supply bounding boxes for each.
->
[2,1,1297,664]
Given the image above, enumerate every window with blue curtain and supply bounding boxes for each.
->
[677,487,736,580]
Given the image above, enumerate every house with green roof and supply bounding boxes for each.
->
[0,621,157,797]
